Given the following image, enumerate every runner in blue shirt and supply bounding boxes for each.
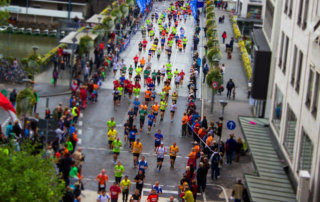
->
[129,125,138,149]
[154,129,163,150]
[147,112,155,135]
[133,97,141,115]
[152,181,162,195]
[138,156,148,173]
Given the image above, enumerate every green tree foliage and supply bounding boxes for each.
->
[0,0,10,25]
[79,35,93,56]
[102,16,115,31]
[0,144,65,201]
[16,88,36,117]
[206,68,223,90]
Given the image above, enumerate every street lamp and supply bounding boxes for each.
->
[219,100,228,117]
[70,36,77,87]
[32,45,39,55]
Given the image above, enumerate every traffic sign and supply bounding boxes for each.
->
[227,120,236,130]
[212,81,218,89]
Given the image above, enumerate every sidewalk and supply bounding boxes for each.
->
[200,9,254,201]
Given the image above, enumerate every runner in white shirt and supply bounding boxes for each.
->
[169,102,177,121]
[113,61,119,77]
[156,143,167,173]
[96,190,110,202]
[160,65,166,81]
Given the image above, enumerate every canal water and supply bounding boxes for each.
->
[0,33,57,59]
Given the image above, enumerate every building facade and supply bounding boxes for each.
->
[267,0,320,201]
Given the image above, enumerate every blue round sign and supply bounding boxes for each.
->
[227,120,236,130]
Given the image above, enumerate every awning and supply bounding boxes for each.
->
[86,14,106,24]
[239,117,296,202]
[59,31,98,45]
[2,5,84,19]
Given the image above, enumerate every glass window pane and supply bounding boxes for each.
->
[283,105,297,159]
[305,69,314,108]
[299,131,313,172]
[272,86,283,131]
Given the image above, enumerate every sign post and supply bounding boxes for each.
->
[210,81,218,113]
[227,120,236,130]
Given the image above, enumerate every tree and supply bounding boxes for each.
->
[206,68,223,113]
[0,144,65,201]
[79,35,94,56]
[0,0,10,25]
[16,88,36,117]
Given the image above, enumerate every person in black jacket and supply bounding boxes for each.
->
[196,162,208,192]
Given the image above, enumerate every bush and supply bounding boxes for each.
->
[206,68,223,89]
[79,35,94,56]
[207,46,222,65]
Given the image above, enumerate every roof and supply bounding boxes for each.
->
[239,117,296,202]
[31,0,87,6]
[59,31,98,44]
[3,5,84,19]
[252,29,270,52]
[86,14,106,24]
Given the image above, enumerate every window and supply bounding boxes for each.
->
[297,0,304,26]
[247,5,262,19]
[278,32,285,67]
[291,45,297,86]
[289,0,293,17]
[302,0,309,30]
[312,72,320,117]
[295,50,303,93]
[272,86,283,132]
[283,105,297,159]
[305,69,315,108]
[299,130,313,172]
[264,0,274,40]
[283,36,289,74]
[284,0,288,14]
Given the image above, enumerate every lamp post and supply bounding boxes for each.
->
[32,45,38,55]
[70,36,77,88]
[68,0,72,27]
[219,100,228,117]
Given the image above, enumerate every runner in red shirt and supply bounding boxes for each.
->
[147,189,158,202]
[113,80,120,89]
[127,82,133,99]
[133,55,139,68]
[134,82,141,89]
[142,39,148,52]
[179,70,185,85]
[110,182,121,201]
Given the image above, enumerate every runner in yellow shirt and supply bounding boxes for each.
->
[120,176,131,202]
[160,100,167,121]
[107,127,118,150]
[132,139,143,167]
[169,142,180,168]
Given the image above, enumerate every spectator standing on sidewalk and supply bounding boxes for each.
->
[231,179,244,202]
[226,78,235,99]
[202,63,209,83]
[222,31,227,44]
[181,113,189,136]
[225,134,237,164]
[9,89,17,107]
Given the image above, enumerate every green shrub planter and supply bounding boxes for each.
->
[103,16,115,31]
[207,47,222,65]
[206,11,216,19]
[120,3,129,17]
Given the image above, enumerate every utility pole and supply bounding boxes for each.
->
[68,0,72,27]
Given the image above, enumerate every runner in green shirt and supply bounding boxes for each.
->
[167,71,173,81]
[160,100,167,121]
[136,67,142,75]
[159,90,166,101]
[174,69,179,76]
[139,109,148,131]
[133,87,140,97]
[107,117,116,131]
[166,63,172,73]
[183,37,188,51]
[152,70,157,82]
[122,66,127,74]
[112,137,122,163]
[168,39,173,47]
[117,86,123,101]
[129,65,134,79]
[114,161,125,184]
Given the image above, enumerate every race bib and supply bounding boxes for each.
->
[100,184,105,188]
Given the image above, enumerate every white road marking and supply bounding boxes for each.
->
[81,147,188,158]
[78,121,83,126]
[78,138,82,145]
[143,188,178,195]
[80,113,84,118]
[1,117,11,127]
[78,129,82,135]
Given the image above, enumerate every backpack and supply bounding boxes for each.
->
[212,153,220,166]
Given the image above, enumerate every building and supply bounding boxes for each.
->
[259,0,320,201]
[236,0,266,35]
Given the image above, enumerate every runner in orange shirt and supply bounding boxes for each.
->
[140,57,146,68]
[163,84,171,102]
[181,113,188,136]
[96,169,109,193]
[152,102,160,123]
[145,88,152,105]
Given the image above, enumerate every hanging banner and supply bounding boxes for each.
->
[190,0,198,20]
[197,0,204,8]
[136,0,146,14]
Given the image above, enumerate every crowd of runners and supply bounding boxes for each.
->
[0,0,250,202]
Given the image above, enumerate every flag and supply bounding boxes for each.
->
[0,92,16,114]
